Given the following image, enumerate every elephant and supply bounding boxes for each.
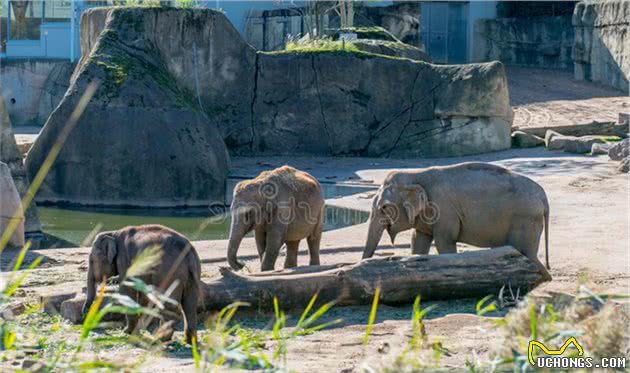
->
[227,165,325,272]
[82,224,201,344]
[362,162,551,281]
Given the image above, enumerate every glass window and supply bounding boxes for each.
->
[44,0,72,23]
[9,0,43,40]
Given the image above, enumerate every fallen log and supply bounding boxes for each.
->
[56,246,546,321]
[205,246,545,310]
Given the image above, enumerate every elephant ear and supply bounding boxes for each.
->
[96,234,117,264]
[376,198,398,224]
[401,184,427,225]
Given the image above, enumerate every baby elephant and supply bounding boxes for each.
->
[363,162,551,281]
[82,224,201,343]
[227,165,324,271]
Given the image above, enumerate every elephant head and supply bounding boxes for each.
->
[83,232,118,315]
[362,182,428,259]
[226,183,268,270]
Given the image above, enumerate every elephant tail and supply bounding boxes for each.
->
[544,200,550,270]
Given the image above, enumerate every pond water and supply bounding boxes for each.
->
[37,182,375,247]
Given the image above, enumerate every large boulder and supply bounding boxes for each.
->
[26,8,230,207]
[609,138,629,172]
[0,95,41,238]
[591,142,612,155]
[545,130,606,154]
[511,130,544,148]
[0,162,24,248]
[609,138,629,160]
[252,53,511,157]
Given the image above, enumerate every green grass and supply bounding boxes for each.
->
[267,38,423,64]
[284,38,363,54]
[600,135,623,142]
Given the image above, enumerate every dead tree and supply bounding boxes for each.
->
[52,246,546,321]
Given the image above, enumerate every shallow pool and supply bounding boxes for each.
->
[37,182,375,247]
[38,205,369,247]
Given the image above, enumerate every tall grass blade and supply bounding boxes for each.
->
[126,245,163,278]
[363,287,380,347]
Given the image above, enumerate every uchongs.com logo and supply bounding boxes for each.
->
[528,337,627,369]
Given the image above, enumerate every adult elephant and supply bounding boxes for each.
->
[362,162,551,281]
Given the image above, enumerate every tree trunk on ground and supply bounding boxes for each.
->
[204,246,545,310]
[51,247,547,322]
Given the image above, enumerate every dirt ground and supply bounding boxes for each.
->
[507,67,629,130]
[3,67,629,371]
[6,148,628,372]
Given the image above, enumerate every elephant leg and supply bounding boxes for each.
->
[284,241,300,268]
[261,224,286,272]
[254,227,266,260]
[508,218,551,282]
[306,229,322,266]
[121,287,141,334]
[411,230,432,255]
[433,221,459,254]
[181,288,198,344]
[155,285,183,342]
[434,237,457,254]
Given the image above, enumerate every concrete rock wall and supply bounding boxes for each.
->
[27,7,512,207]
[26,8,232,208]
[573,0,630,92]
[251,53,511,157]
[0,60,73,127]
[0,95,41,237]
[473,15,574,70]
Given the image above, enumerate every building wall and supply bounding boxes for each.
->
[467,1,497,62]
[0,59,73,126]
[472,15,574,70]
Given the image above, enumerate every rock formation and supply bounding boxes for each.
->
[573,0,630,93]
[0,162,25,248]
[26,8,231,207]
[252,53,511,157]
[0,95,41,238]
[351,40,431,62]
[27,7,513,206]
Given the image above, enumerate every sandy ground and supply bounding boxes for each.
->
[506,67,629,130]
[3,67,629,371]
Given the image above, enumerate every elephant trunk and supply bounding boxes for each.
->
[363,212,385,259]
[83,264,96,316]
[227,214,250,270]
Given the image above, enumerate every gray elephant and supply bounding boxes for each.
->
[82,224,201,344]
[227,166,324,272]
[363,162,551,280]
